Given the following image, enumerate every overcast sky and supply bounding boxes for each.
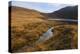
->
[11,1,75,13]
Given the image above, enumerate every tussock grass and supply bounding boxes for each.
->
[10,6,78,52]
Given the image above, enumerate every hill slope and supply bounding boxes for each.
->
[9,6,78,52]
[44,6,78,19]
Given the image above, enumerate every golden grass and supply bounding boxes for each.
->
[10,6,78,52]
[11,20,78,52]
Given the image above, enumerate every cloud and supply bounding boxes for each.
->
[11,1,75,13]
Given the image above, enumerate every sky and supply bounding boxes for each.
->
[11,1,75,13]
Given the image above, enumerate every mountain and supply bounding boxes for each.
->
[10,5,78,20]
[10,6,45,19]
[10,6,46,27]
[45,6,78,20]
[9,6,78,52]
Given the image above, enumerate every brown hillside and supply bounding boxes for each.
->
[9,6,78,52]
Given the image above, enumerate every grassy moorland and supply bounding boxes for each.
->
[10,6,78,52]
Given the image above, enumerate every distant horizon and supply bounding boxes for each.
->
[11,1,76,13]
